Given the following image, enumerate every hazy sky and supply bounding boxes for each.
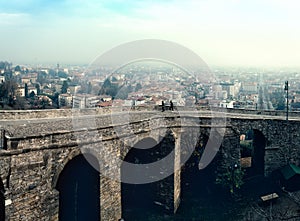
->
[0,0,300,67]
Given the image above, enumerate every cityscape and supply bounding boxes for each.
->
[0,61,299,113]
[1,0,300,221]
[1,59,300,221]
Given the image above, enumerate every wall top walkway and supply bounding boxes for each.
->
[0,105,300,139]
[1,106,300,120]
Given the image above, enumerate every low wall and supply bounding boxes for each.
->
[0,106,299,120]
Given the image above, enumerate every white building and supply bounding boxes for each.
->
[99,95,112,102]
[242,82,258,93]
[219,100,235,108]
[59,94,73,107]
[73,94,101,108]
[135,98,146,106]
[16,87,25,97]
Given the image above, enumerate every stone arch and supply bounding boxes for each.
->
[236,120,269,146]
[239,126,266,177]
[178,127,235,219]
[52,148,82,188]
[55,153,100,221]
[0,177,4,221]
[121,130,176,220]
[180,131,210,181]
[179,132,211,204]
[119,125,170,161]
[120,127,175,161]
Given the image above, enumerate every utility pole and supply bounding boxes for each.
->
[284,81,289,121]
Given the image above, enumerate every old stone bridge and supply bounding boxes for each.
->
[0,107,299,220]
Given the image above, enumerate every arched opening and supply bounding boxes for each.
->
[121,135,175,220]
[178,135,225,219]
[56,154,100,221]
[0,178,4,221]
[252,130,266,175]
[240,129,266,177]
[180,135,210,199]
[239,129,280,209]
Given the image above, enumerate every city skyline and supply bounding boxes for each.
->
[0,0,300,67]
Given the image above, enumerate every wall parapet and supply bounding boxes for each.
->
[1,106,300,121]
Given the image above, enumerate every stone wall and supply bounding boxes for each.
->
[0,110,300,220]
[230,118,300,175]
[1,106,299,121]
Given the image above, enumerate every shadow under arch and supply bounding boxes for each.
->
[177,133,222,216]
[180,133,211,192]
[52,148,82,189]
[177,129,238,220]
[121,133,175,220]
[251,129,266,176]
[240,128,266,178]
[0,177,4,221]
[55,153,100,221]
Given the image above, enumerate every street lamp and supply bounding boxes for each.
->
[284,81,289,121]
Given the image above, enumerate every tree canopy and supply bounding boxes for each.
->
[61,81,69,94]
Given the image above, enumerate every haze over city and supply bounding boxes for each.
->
[2,2,300,221]
[1,0,300,67]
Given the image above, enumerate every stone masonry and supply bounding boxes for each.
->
[0,107,300,220]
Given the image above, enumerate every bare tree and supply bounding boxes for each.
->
[249,201,300,221]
